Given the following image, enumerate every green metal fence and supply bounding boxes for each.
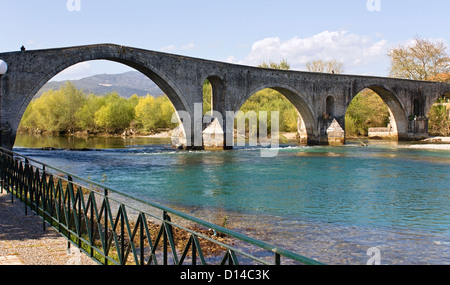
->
[0,147,323,265]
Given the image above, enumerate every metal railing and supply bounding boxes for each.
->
[0,147,324,265]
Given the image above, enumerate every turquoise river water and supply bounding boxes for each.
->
[13,134,450,265]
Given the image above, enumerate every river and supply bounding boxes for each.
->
[13,134,450,265]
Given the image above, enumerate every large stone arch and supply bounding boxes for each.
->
[2,45,192,149]
[237,83,319,144]
[25,52,190,119]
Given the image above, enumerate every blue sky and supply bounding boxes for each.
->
[1,0,448,80]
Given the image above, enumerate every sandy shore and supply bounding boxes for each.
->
[407,144,450,150]
[405,137,450,150]
[422,136,450,143]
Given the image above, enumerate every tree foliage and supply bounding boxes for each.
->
[388,37,450,135]
[428,96,450,137]
[21,82,86,133]
[345,90,390,136]
[388,37,450,80]
[75,94,108,131]
[135,95,177,131]
[258,60,291,70]
[19,82,177,135]
[203,80,213,115]
[306,59,344,74]
[94,92,135,132]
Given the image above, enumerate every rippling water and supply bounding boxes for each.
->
[13,134,450,264]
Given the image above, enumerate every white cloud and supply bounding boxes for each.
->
[160,44,177,52]
[226,55,237,64]
[230,30,391,75]
[181,42,195,50]
[160,42,196,53]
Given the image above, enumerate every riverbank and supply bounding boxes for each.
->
[406,137,450,150]
[407,144,450,150]
[421,136,450,143]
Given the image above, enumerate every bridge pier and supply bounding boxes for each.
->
[399,116,429,141]
[0,123,14,150]
[304,116,346,146]
[201,116,228,151]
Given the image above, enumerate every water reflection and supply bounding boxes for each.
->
[14,133,172,149]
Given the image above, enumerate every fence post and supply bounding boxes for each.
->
[67,175,73,250]
[42,166,46,232]
[163,211,168,265]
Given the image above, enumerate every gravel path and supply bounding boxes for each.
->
[0,191,97,265]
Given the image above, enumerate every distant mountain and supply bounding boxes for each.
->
[37,71,165,98]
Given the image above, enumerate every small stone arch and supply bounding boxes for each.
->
[238,83,319,144]
[351,84,408,139]
[202,74,226,116]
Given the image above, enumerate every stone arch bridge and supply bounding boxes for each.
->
[0,44,448,150]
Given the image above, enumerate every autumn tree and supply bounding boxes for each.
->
[306,59,344,74]
[388,37,450,80]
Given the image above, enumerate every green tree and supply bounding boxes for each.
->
[258,59,291,70]
[19,84,179,135]
[75,94,107,131]
[203,80,212,115]
[19,101,38,131]
[345,90,390,136]
[94,92,135,133]
[428,100,449,136]
[135,95,176,131]
[30,82,85,133]
[128,94,140,108]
